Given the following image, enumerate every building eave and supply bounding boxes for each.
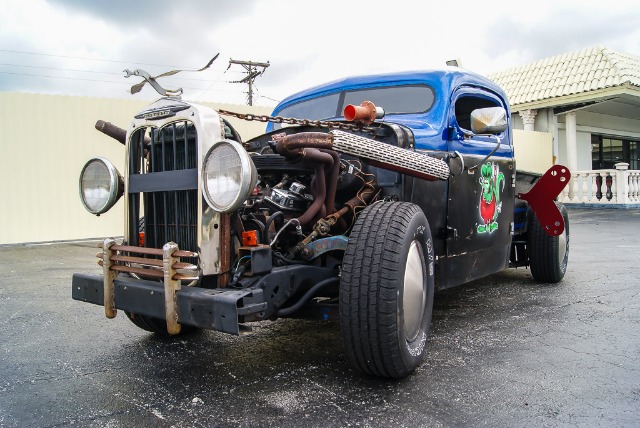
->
[508,84,640,113]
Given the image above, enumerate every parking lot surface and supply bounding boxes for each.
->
[1,207,639,427]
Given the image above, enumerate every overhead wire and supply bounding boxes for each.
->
[0,62,240,82]
[0,70,243,93]
[251,82,281,104]
[0,48,271,100]
[0,48,194,69]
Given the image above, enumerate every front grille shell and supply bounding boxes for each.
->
[124,99,227,276]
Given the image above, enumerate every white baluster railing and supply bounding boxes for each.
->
[629,171,640,204]
[562,163,640,206]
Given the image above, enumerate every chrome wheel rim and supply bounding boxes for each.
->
[403,241,426,342]
[558,227,568,263]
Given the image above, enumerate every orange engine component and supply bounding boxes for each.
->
[242,230,259,247]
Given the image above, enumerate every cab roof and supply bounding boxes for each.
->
[273,68,508,115]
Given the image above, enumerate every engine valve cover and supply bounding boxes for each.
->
[264,188,312,212]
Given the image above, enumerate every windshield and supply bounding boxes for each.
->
[277,92,341,121]
[275,84,435,126]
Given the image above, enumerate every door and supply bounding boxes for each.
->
[443,87,515,284]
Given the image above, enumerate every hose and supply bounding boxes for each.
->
[276,277,339,317]
[273,251,308,265]
[263,211,284,244]
[245,215,266,244]
[269,218,300,247]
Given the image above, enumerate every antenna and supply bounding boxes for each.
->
[228,59,270,106]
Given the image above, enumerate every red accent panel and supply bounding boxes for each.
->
[519,164,570,236]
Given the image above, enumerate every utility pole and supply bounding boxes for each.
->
[228,59,270,106]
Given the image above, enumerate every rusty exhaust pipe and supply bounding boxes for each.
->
[95,120,150,147]
[95,120,127,145]
[275,132,333,153]
[294,149,332,225]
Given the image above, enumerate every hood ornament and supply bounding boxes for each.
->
[124,53,219,97]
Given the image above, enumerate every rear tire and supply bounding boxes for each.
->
[340,202,435,379]
[528,202,570,283]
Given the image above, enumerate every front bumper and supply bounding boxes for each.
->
[72,273,266,335]
[72,264,338,335]
[74,238,338,335]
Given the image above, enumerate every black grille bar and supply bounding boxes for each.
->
[128,121,198,256]
[128,169,197,193]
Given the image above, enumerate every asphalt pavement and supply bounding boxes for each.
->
[1,207,639,427]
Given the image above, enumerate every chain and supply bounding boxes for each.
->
[218,109,376,134]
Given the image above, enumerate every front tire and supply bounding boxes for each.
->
[340,202,435,379]
[528,202,570,283]
[125,312,198,337]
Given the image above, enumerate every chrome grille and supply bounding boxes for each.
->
[128,121,198,256]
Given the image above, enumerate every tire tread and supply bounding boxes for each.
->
[340,202,431,378]
[528,203,569,283]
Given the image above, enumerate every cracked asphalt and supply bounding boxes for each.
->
[1,207,639,427]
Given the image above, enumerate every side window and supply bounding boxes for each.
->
[454,95,499,131]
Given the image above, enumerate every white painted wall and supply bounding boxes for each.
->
[512,107,640,172]
[0,93,273,244]
[556,130,593,170]
[577,111,640,139]
[513,130,553,173]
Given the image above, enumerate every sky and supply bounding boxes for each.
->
[1,0,640,107]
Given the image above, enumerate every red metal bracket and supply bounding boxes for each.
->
[519,164,571,236]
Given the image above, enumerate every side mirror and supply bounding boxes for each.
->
[470,107,507,135]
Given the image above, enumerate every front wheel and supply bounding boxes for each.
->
[340,202,435,379]
[125,312,198,337]
[528,202,570,283]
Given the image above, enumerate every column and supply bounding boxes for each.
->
[615,162,630,204]
[565,112,578,200]
[565,112,578,172]
[519,109,538,131]
[549,109,559,165]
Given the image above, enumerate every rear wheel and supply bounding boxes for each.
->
[340,202,435,379]
[528,202,570,283]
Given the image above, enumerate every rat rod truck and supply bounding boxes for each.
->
[72,68,570,379]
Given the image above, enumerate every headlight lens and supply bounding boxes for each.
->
[202,140,257,212]
[79,157,123,215]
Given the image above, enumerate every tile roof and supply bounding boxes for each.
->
[488,46,640,109]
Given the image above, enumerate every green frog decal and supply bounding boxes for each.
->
[477,162,505,234]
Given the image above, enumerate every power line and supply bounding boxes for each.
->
[0,70,129,85]
[0,63,122,76]
[0,51,276,101]
[228,59,270,106]
[0,48,191,69]
[191,69,230,100]
[0,62,233,82]
[251,83,280,103]
[255,92,280,103]
[0,70,241,93]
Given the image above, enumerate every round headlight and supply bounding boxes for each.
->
[202,140,257,213]
[79,157,123,215]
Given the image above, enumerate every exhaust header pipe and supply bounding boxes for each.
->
[277,131,450,181]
